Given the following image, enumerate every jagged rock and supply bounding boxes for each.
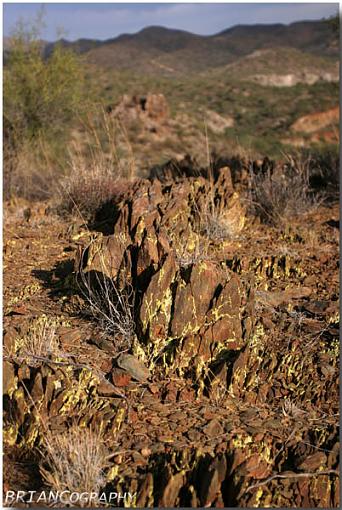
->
[144,94,169,122]
[3,361,17,396]
[297,452,327,471]
[140,252,177,344]
[3,360,124,447]
[160,471,185,507]
[199,455,227,507]
[111,93,170,133]
[82,232,130,279]
[77,173,251,378]
[171,261,223,338]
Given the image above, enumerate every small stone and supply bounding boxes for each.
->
[148,383,159,394]
[141,447,152,457]
[203,419,223,438]
[117,353,150,382]
[58,327,82,348]
[186,429,202,442]
[97,377,125,398]
[112,367,132,387]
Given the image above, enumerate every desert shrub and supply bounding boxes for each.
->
[299,145,339,198]
[250,153,324,226]
[59,110,136,221]
[3,15,86,199]
[200,209,240,241]
[60,145,122,221]
[4,315,61,366]
[4,18,84,142]
[40,425,108,507]
[4,136,63,200]
[77,244,136,351]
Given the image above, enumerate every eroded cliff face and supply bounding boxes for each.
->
[251,71,339,87]
[291,106,339,133]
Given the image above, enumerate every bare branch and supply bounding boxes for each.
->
[246,469,339,494]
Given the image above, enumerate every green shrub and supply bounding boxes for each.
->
[3,15,86,199]
[4,19,85,143]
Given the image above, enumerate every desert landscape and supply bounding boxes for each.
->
[3,8,340,508]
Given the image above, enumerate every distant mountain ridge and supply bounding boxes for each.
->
[6,19,339,75]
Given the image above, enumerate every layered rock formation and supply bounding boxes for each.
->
[79,168,252,378]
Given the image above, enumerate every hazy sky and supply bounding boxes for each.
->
[3,3,338,41]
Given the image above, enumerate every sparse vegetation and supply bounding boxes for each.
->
[3,15,339,203]
[170,226,211,268]
[249,153,325,226]
[59,110,137,221]
[40,425,109,507]
[3,13,339,509]
[4,15,86,200]
[77,246,136,352]
[4,316,61,365]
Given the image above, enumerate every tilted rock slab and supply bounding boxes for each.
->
[78,170,253,377]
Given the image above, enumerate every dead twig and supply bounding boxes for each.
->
[246,469,339,493]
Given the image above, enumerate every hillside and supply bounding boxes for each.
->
[4,17,339,174]
[211,47,339,84]
[41,19,338,74]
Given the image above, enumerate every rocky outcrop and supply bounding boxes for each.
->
[3,157,339,507]
[109,93,169,132]
[3,321,125,448]
[79,169,252,378]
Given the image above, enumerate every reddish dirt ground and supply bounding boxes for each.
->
[3,183,339,507]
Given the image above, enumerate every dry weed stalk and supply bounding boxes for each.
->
[168,223,211,267]
[199,205,242,242]
[40,424,109,507]
[4,135,58,201]
[281,398,307,419]
[77,246,135,351]
[83,107,136,181]
[206,368,230,407]
[246,469,339,494]
[197,123,244,241]
[190,183,242,243]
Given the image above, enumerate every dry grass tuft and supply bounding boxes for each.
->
[5,316,61,365]
[61,145,120,221]
[199,206,242,242]
[60,109,136,221]
[167,222,211,268]
[4,136,59,202]
[40,425,109,507]
[249,153,324,226]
